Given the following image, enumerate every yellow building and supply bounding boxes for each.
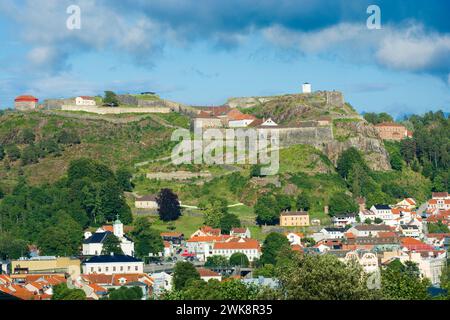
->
[11,257,81,274]
[280,211,310,227]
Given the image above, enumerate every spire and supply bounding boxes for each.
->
[114,214,121,225]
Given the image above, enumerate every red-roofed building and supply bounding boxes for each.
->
[75,96,96,106]
[212,238,261,261]
[15,95,39,111]
[197,268,222,282]
[401,237,434,252]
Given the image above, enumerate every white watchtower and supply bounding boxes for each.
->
[302,82,312,94]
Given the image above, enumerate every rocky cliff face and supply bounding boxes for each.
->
[323,121,391,171]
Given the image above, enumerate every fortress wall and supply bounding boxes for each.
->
[61,105,171,114]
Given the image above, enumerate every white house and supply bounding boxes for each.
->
[395,198,417,210]
[230,228,251,239]
[399,225,421,239]
[302,83,312,94]
[347,224,392,238]
[186,236,224,261]
[286,232,303,246]
[151,272,173,296]
[370,205,394,221]
[75,96,96,106]
[331,214,357,227]
[82,255,144,275]
[83,218,134,256]
[428,192,450,212]
[135,195,158,209]
[359,209,377,222]
[228,114,257,128]
[318,227,345,240]
[198,268,222,282]
[343,251,379,274]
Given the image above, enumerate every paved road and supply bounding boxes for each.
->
[144,261,204,273]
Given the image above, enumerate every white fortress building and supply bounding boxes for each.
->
[302,82,312,94]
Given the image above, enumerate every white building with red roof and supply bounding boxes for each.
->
[212,238,261,262]
[14,95,39,111]
[75,96,97,106]
[427,192,450,212]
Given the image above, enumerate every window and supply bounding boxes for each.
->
[135,266,138,271]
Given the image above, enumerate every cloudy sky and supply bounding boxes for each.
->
[0,0,449,117]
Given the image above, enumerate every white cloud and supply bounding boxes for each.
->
[263,22,450,76]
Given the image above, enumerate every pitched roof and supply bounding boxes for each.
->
[280,211,309,216]
[83,231,111,244]
[15,95,38,102]
[197,268,221,277]
[375,122,406,128]
[354,225,392,231]
[161,232,184,237]
[373,204,391,210]
[432,192,449,198]
[187,236,226,243]
[136,194,157,201]
[213,239,260,250]
[231,228,247,234]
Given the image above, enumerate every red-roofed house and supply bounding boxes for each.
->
[197,268,222,282]
[191,226,222,238]
[401,237,434,252]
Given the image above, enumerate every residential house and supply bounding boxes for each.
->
[347,224,393,238]
[227,110,257,128]
[370,204,394,221]
[399,225,421,239]
[343,251,379,273]
[135,195,159,209]
[427,192,450,212]
[191,112,224,130]
[161,232,184,245]
[280,211,310,227]
[395,198,417,210]
[151,272,173,297]
[230,228,251,238]
[79,273,153,300]
[82,255,144,275]
[286,232,303,246]
[197,268,222,282]
[319,227,345,240]
[359,209,376,222]
[191,226,222,238]
[83,218,134,256]
[331,214,357,227]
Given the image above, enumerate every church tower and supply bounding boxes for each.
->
[113,215,124,238]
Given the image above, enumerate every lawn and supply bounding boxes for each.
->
[148,211,205,237]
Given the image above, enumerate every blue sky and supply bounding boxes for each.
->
[0,0,449,117]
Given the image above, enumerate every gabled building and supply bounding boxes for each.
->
[331,214,357,227]
[212,238,261,262]
[370,204,394,221]
[230,228,251,239]
[75,96,96,106]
